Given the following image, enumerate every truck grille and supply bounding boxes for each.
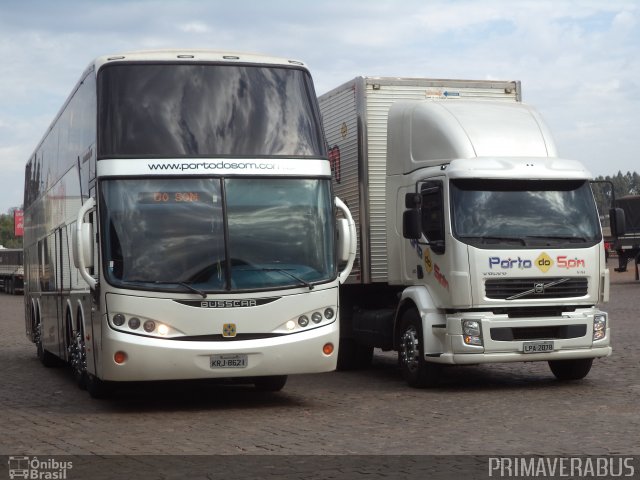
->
[491,325,587,341]
[485,277,588,300]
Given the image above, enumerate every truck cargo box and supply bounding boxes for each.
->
[319,77,521,284]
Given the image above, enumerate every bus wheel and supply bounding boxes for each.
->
[548,358,593,381]
[70,318,88,389]
[35,314,59,368]
[398,309,440,388]
[254,375,287,392]
[85,375,113,399]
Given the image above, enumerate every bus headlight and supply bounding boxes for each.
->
[110,313,182,338]
[277,306,337,333]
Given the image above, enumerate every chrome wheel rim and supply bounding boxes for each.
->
[400,325,420,373]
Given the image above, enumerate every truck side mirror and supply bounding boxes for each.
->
[405,192,421,208]
[609,208,626,237]
[403,209,422,239]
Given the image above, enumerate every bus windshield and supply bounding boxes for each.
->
[100,177,335,292]
[450,179,602,248]
[98,63,325,158]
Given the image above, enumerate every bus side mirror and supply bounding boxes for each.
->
[337,218,351,263]
[609,208,626,237]
[403,209,422,240]
[73,197,97,289]
[72,222,94,269]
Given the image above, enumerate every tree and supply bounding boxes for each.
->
[0,209,22,249]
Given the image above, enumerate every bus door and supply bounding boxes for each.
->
[58,226,72,361]
[38,234,61,358]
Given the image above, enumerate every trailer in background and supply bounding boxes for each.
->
[0,247,23,295]
[609,195,640,279]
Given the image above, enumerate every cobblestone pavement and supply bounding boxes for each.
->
[0,269,638,478]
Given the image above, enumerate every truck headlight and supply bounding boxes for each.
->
[462,320,481,337]
[462,319,483,346]
[593,314,607,341]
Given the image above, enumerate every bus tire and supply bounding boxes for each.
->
[548,358,593,381]
[35,314,60,368]
[254,375,287,392]
[398,309,440,388]
[70,312,88,389]
[86,375,113,399]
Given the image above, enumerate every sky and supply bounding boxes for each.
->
[0,0,638,214]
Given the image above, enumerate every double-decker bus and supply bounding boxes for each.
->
[23,50,356,397]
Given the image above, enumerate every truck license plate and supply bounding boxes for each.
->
[210,354,248,368]
[522,341,554,354]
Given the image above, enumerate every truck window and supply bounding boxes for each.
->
[420,181,445,253]
[451,179,601,248]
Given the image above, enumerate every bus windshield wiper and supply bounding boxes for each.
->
[152,280,208,298]
[259,268,314,290]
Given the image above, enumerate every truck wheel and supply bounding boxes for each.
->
[548,358,593,381]
[398,309,440,388]
[254,375,287,392]
[337,338,373,370]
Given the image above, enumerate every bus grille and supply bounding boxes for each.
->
[485,277,588,300]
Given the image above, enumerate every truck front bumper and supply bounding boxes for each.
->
[430,307,611,365]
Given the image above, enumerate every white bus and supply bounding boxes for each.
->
[23,50,356,397]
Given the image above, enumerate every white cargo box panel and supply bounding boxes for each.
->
[319,77,520,284]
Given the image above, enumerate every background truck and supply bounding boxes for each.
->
[0,247,24,295]
[319,77,611,386]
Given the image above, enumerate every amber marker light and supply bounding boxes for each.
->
[114,351,128,364]
[323,343,334,355]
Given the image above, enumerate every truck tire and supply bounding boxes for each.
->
[254,375,287,392]
[398,309,440,388]
[548,358,593,381]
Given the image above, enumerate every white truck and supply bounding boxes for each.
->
[319,77,611,387]
[0,247,24,295]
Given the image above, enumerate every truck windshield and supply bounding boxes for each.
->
[451,179,601,248]
[100,177,335,292]
[98,63,325,158]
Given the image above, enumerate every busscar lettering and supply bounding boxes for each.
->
[200,299,258,308]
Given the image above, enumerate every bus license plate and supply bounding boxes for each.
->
[210,354,248,368]
[523,341,554,354]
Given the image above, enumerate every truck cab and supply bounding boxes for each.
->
[389,100,610,385]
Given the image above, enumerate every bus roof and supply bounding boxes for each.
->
[93,49,309,72]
